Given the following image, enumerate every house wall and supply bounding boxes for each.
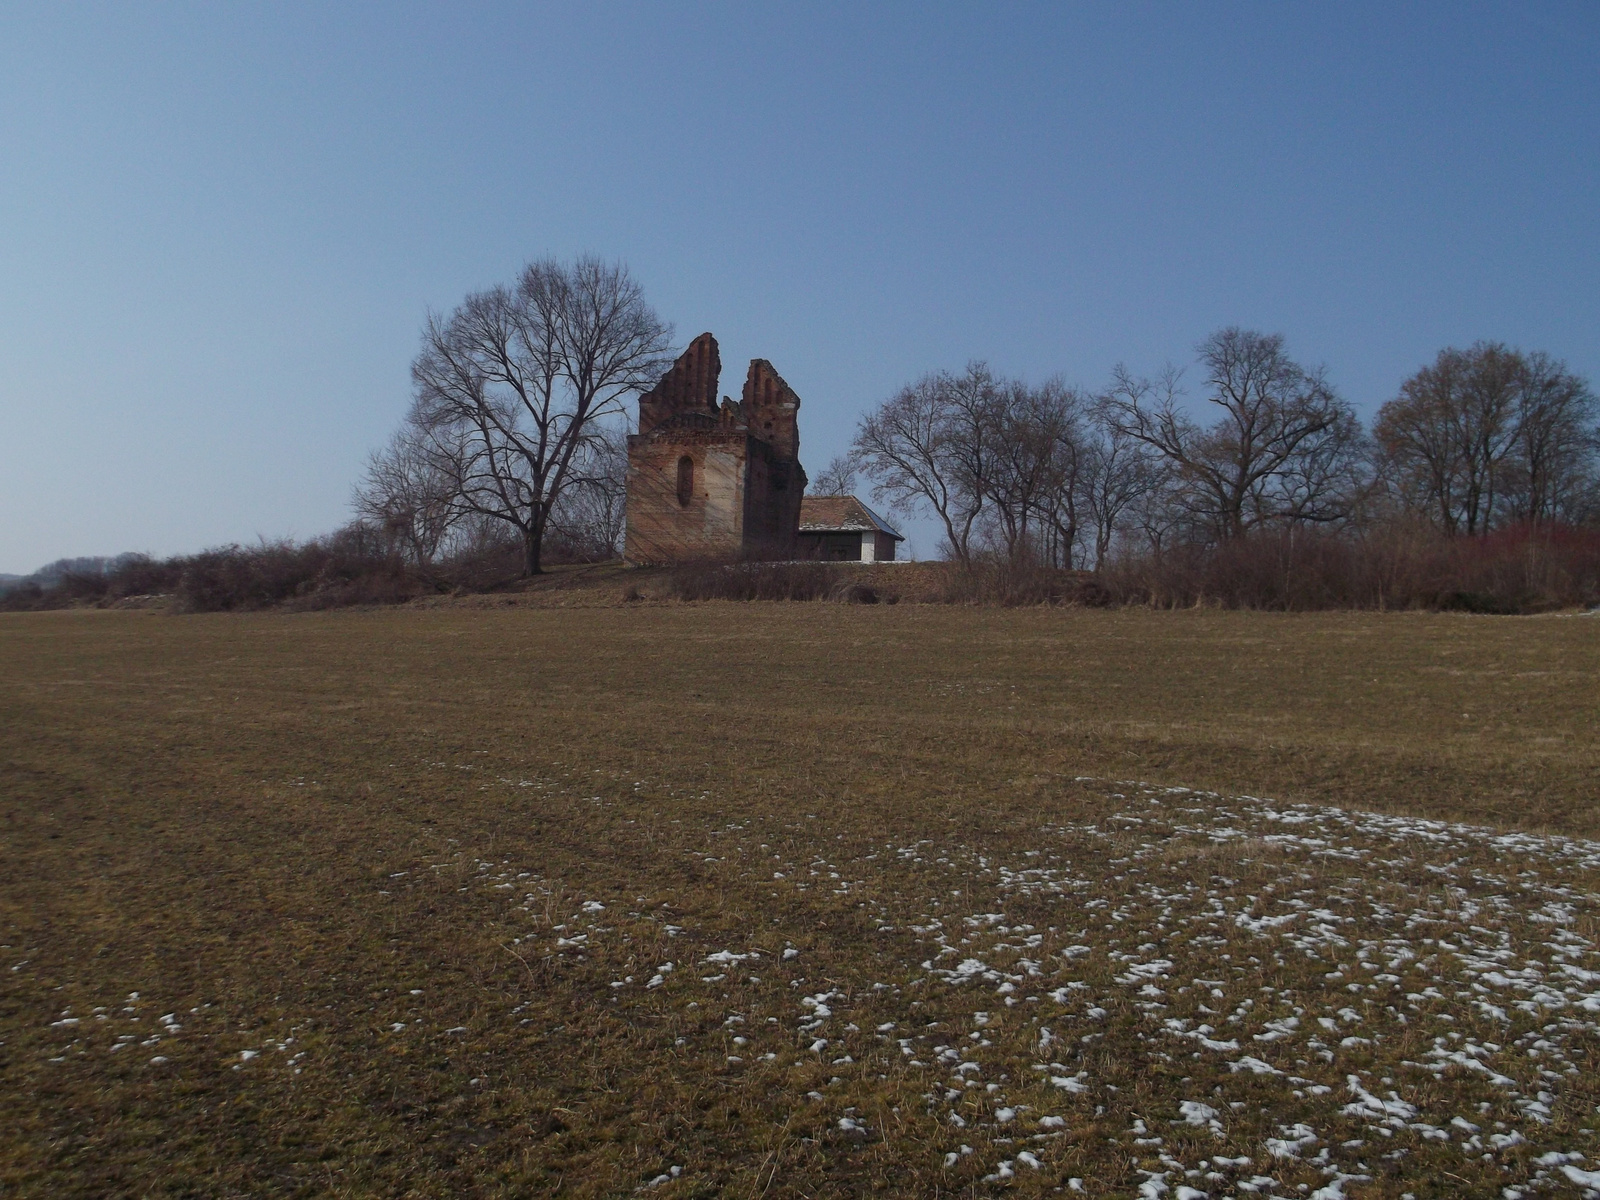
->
[795,530,899,561]
[639,332,720,432]
[741,359,800,462]
[736,360,804,559]
[797,531,864,561]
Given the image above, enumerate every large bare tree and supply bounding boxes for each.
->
[1377,343,1521,535]
[405,256,671,574]
[1507,352,1597,525]
[851,363,1000,567]
[1103,329,1361,542]
[546,422,630,560]
[1376,344,1598,534]
[1372,351,1468,531]
[979,378,1087,567]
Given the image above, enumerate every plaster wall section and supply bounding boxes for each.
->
[625,432,747,563]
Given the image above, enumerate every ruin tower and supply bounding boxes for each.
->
[625,334,807,564]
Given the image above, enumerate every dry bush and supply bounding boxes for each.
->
[172,530,426,613]
[101,554,184,600]
[936,561,1112,607]
[665,562,857,603]
[660,559,1108,609]
[1101,522,1600,612]
[431,537,526,593]
[0,523,587,615]
[11,518,1594,616]
[0,530,634,614]
[0,536,424,613]
[0,555,184,611]
[0,581,49,612]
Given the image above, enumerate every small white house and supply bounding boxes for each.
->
[796,496,905,562]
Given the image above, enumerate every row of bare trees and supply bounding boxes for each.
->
[849,329,1597,569]
[355,256,668,575]
[357,263,1596,583]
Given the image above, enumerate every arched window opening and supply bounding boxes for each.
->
[676,456,694,507]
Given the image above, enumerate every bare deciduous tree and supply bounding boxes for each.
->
[810,453,860,497]
[1372,359,1464,532]
[851,363,1000,567]
[1263,404,1371,529]
[1374,343,1519,535]
[406,256,671,575]
[353,426,459,565]
[840,330,1595,589]
[1373,342,1596,535]
[547,423,630,559]
[1078,410,1165,571]
[979,378,1086,567]
[1103,329,1360,542]
[1508,352,1598,525]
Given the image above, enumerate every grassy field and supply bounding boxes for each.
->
[3,603,1599,1198]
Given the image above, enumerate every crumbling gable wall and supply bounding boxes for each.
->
[741,359,800,461]
[625,333,807,564]
[638,331,720,433]
[738,360,805,558]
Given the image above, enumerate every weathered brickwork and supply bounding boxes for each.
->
[741,359,801,462]
[625,333,808,564]
[638,331,720,435]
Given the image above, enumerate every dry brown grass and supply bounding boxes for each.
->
[3,604,1599,1197]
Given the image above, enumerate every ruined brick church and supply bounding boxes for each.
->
[624,333,808,564]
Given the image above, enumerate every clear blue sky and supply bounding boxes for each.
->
[2,3,1596,571]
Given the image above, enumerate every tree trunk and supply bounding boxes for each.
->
[524,526,543,576]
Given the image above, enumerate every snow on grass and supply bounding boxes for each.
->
[46,771,1600,1194]
[427,775,1600,1192]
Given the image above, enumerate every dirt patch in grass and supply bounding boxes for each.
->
[2,606,1599,1195]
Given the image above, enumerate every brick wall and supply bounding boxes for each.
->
[624,334,807,565]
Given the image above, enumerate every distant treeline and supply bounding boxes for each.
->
[823,329,1600,610]
[0,554,146,590]
[843,332,1599,571]
[5,518,1598,614]
[0,522,610,614]
[7,324,1598,615]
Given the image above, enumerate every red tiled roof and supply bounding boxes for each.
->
[799,495,903,538]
